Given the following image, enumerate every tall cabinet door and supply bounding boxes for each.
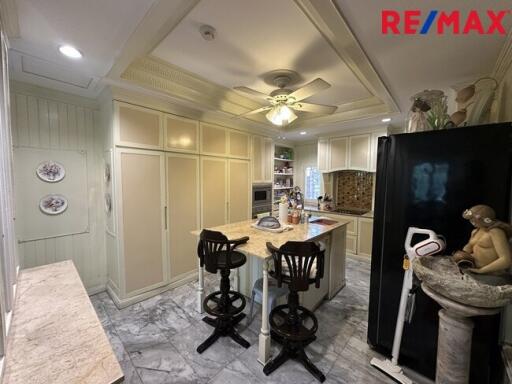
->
[167,153,200,280]
[117,149,167,295]
[201,157,228,228]
[228,160,251,223]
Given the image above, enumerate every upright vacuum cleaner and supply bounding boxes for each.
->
[370,227,445,384]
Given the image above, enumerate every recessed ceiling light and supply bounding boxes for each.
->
[381,117,391,123]
[58,45,82,59]
[300,131,307,135]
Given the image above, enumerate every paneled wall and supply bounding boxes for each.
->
[10,83,106,293]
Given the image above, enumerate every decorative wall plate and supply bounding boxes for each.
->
[104,193,112,215]
[104,163,111,184]
[36,161,65,183]
[39,194,68,215]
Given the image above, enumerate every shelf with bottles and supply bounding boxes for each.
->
[273,186,294,190]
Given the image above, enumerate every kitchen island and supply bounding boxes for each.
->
[192,217,348,365]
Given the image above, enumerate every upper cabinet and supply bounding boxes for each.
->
[200,122,250,159]
[317,138,330,173]
[228,130,250,159]
[252,135,273,183]
[330,137,349,171]
[165,114,199,153]
[115,101,163,150]
[348,134,371,170]
[318,130,387,173]
[200,123,228,156]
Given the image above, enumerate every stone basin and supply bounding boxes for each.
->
[412,256,512,308]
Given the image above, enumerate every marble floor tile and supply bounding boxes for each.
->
[130,342,202,384]
[91,257,394,384]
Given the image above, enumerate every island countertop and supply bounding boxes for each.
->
[192,217,349,259]
[3,260,123,384]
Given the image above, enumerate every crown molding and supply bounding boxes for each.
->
[493,30,512,83]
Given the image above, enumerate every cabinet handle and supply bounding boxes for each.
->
[164,206,168,230]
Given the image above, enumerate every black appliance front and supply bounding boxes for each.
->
[368,123,512,383]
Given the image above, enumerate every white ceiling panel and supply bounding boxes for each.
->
[152,0,372,106]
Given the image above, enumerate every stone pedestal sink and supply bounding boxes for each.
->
[413,256,512,384]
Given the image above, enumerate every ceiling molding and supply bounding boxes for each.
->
[290,102,389,130]
[0,0,20,39]
[108,0,201,79]
[493,30,512,83]
[294,0,399,113]
[121,55,269,123]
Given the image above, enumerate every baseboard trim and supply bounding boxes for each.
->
[106,271,198,309]
[87,284,106,296]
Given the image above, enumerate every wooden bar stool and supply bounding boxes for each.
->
[196,229,251,354]
[263,240,326,383]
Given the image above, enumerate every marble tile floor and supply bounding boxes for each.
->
[91,257,395,384]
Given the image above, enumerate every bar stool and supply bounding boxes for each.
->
[196,229,251,354]
[263,241,326,383]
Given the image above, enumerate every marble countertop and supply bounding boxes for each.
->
[3,260,123,384]
[303,205,374,218]
[192,218,349,259]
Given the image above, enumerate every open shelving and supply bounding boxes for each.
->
[273,145,294,207]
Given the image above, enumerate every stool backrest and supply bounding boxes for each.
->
[198,229,249,273]
[266,241,325,292]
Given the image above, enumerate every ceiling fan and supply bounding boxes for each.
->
[233,71,337,126]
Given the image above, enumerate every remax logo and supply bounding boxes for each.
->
[382,10,511,35]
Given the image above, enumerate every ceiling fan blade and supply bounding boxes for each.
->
[233,106,272,118]
[288,78,331,102]
[291,102,337,114]
[234,86,272,101]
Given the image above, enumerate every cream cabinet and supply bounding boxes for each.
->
[165,114,199,153]
[166,153,200,280]
[337,214,358,255]
[201,156,228,228]
[228,130,250,159]
[115,102,163,150]
[252,135,273,183]
[318,130,387,172]
[116,148,168,296]
[357,217,374,257]
[200,123,228,156]
[228,160,251,222]
[348,134,371,170]
[317,138,330,172]
[200,157,250,228]
[330,137,348,170]
[200,122,250,159]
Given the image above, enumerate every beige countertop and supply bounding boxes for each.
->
[192,218,349,259]
[304,205,374,218]
[3,260,123,384]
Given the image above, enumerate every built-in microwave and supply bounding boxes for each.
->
[252,184,272,218]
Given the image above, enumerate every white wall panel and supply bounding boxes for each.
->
[10,88,106,293]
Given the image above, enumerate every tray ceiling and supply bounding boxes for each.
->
[120,0,398,132]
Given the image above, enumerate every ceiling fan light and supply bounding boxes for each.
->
[266,105,297,126]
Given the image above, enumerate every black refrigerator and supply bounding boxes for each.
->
[368,123,512,383]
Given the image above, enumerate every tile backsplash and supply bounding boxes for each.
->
[335,170,373,210]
